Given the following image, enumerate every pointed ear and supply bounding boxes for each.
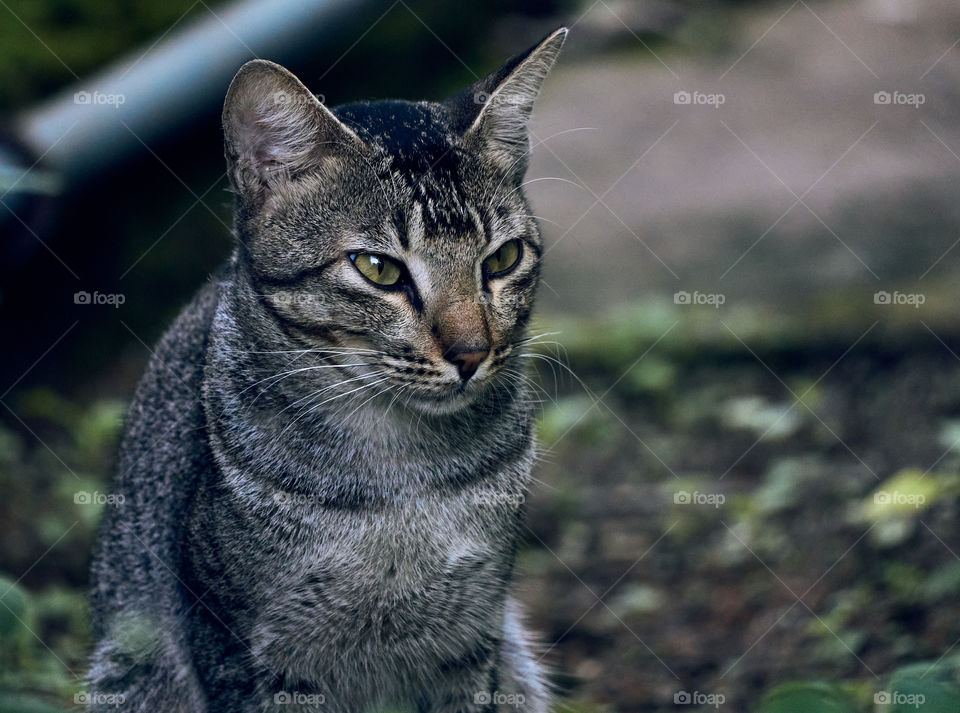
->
[222,59,365,203]
[446,28,567,180]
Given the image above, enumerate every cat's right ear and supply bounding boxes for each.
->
[445,28,567,181]
[222,60,366,205]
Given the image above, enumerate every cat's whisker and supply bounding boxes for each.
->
[342,381,398,423]
[235,344,387,354]
[279,376,392,440]
[276,370,388,422]
[493,176,588,213]
[517,351,594,402]
[486,127,598,204]
[237,362,374,403]
[500,367,554,407]
[530,126,598,149]
[515,351,560,396]
[514,214,560,227]
[378,382,408,424]
[514,331,562,347]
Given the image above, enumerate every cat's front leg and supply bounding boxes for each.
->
[419,604,549,713]
[493,597,550,713]
[413,636,499,713]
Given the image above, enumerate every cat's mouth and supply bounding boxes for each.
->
[401,377,486,416]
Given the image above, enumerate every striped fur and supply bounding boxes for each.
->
[88,29,567,713]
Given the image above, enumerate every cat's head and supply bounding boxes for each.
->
[221,29,566,415]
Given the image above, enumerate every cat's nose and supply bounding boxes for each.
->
[443,342,490,381]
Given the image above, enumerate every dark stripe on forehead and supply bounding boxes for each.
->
[393,206,409,250]
[465,202,488,245]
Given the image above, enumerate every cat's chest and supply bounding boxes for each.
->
[248,491,517,681]
[270,490,514,602]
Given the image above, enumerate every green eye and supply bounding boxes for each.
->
[484,239,522,276]
[351,252,404,287]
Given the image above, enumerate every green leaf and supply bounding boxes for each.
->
[883,661,960,712]
[757,682,858,713]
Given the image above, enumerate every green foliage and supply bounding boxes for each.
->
[756,657,960,713]
[0,0,224,111]
[758,682,858,713]
[0,393,122,705]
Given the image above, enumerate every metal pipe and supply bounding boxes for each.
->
[11,0,381,191]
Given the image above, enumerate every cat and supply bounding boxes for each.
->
[87,27,567,713]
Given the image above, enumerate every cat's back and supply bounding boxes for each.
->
[90,276,221,637]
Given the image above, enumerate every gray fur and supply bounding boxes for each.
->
[89,28,567,713]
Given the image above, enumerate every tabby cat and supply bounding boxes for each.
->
[88,28,567,713]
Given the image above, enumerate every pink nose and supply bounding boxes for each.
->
[443,343,490,381]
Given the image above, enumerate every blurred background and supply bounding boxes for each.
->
[2,0,960,711]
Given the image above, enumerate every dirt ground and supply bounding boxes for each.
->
[518,317,960,712]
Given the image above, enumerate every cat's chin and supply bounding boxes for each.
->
[403,383,485,417]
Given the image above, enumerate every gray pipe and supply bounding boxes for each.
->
[11,0,380,191]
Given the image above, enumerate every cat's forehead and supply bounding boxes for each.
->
[332,99,491,248]
[332,100,458,166]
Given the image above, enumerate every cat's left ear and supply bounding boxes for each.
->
[222,59,367,206]
[447,28,567,180]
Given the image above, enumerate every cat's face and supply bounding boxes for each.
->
[222,30,566,414]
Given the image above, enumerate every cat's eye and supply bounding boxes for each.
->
[483,239,522,277]
[350,252,404,287]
